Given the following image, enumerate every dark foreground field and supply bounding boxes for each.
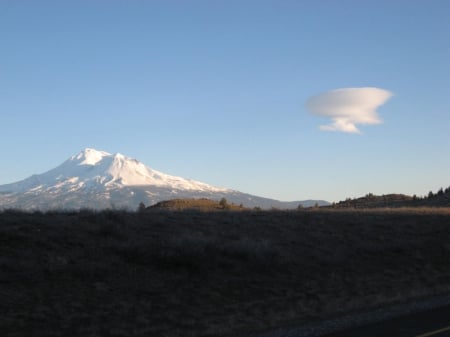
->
[1,208,450,337]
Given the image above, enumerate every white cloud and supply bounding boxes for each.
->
[306,87,393,134]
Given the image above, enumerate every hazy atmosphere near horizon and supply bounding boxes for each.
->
[1,0,449,203]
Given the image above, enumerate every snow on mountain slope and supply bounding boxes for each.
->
[0,148,229,194]
[73,148,110,165]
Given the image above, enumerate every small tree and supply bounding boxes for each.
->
[219,198,229,209]
[137,202,146,213]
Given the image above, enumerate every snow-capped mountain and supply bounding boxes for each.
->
[0,148,328,210]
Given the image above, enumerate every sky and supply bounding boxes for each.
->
[1,0,449,202]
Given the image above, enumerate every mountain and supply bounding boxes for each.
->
[0,148,329,210]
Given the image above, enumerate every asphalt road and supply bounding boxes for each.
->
[234,293,450,337]
[322,304,450,337]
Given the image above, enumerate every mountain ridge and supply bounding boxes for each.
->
[328,190,450,208]
[0,148,328,210]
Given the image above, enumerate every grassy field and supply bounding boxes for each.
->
[1,208,450,336]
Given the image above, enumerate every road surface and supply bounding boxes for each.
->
[233,293,450,337]
[323,303,450,337]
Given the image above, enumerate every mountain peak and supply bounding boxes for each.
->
[0,148,328,210]
[60,148,230,191]
[112,152,126,161]
[71,148,111,166]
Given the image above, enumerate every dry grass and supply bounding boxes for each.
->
[148,198,247,211]
[1,208,450,336]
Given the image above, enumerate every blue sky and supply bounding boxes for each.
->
[1,0,449,202]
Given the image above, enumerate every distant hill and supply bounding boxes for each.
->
[333,193,414,208]
[331,188,450,208]
[147,198,249,211]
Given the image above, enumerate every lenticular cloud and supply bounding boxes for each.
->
[306,87,392,134]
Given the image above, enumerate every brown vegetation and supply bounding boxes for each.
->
[1,208,450,336]
[147,198,247,211]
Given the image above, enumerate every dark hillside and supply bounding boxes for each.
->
[1,208,450,336]
[333,193,414,208]
[332,187,450,208]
